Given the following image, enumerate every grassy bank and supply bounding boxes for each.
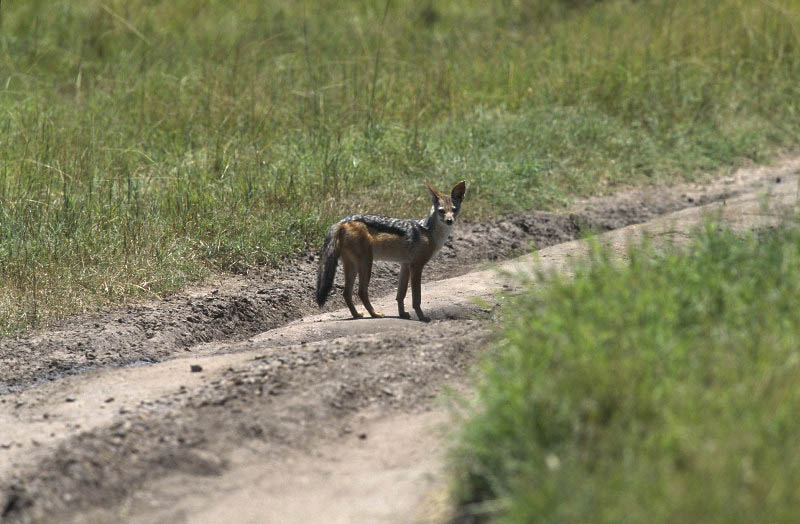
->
[450,224,800,522]
[2,0,800,332]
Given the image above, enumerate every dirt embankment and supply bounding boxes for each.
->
[1,157,798,523]
[0,162,776,392]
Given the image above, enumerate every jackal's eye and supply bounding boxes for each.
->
[438,208,445,215]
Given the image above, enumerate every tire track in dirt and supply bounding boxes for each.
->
[1,157,798,523]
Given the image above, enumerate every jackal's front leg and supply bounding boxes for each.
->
[396,263,411,319]
[410,264,430,322]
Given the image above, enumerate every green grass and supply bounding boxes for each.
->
[2,0,800,332]
[450,223,800,522]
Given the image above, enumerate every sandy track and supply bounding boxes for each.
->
[1,157,798,523]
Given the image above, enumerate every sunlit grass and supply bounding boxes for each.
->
[451,224,800,522]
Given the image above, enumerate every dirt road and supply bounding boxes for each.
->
[2,158,798,523]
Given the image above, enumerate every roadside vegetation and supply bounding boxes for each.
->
[2,0,800,332]
[450,223,800,522]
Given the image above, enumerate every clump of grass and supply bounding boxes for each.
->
[1,0,800,333]
[450,224,800,522]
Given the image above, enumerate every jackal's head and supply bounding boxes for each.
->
[425,180,466,227]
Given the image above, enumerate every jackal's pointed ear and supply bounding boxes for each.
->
[451,180,466,202]
[425,180,442,205]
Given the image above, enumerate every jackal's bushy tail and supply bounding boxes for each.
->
[315,223,341,307]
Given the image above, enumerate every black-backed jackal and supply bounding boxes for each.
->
[315,180,467,321]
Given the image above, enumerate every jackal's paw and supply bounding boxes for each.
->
[416,312,431,323]
[398,311,411,320]
[369,311,385,318]
[350,311,364,319]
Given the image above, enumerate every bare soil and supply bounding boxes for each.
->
[1,157,798,523]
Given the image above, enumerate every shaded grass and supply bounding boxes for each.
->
[450,223,800,522]
[1,0,800,332]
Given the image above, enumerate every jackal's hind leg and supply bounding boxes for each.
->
[357,254,383,318]
[342,258,362,318]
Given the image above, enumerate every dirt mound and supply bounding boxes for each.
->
[0,161,775,391]
[0,212,582,391]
